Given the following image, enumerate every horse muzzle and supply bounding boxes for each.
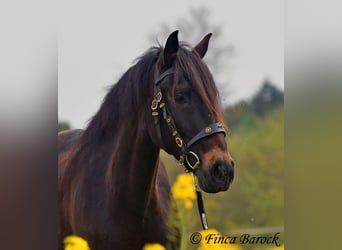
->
[195,148,235,193]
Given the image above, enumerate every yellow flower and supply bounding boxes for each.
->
[142,243,166,250]
[64,235,90,250]
[171,173,196,209]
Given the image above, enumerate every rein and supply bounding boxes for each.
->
[151,64,226,229]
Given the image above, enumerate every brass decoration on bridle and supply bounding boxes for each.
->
[175,137,183,148]
[205,127,212,134]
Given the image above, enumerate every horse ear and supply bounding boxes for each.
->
[194,33,212,58]
[163,30,179,66]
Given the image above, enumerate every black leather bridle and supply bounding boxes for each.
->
[152,62,227,229]
[151,64,226,173]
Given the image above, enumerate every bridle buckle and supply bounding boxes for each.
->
[185,151,200,171]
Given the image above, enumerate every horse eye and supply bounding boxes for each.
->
[174,93,187,104]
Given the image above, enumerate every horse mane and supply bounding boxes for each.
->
[62,43,226,191]
[75,43,223,153]
[82,47,161,145]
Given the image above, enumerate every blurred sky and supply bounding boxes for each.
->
[59,0,283,129]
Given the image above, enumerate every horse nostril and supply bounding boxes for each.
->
[231,159,235,167]
[211,163,228,181]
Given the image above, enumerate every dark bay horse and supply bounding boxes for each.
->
[58,31,235,250]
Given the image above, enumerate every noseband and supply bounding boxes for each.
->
[151,64,226,172]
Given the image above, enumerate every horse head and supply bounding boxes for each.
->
[148,31,235,193]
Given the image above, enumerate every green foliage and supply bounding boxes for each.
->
[224,101,252,133]
[250,80,284,116]
[224,81,284,134]
[58,121,71,132]
[215,107,283,229]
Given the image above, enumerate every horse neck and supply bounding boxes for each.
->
[100,76,161,219]
[110,120,160,208]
